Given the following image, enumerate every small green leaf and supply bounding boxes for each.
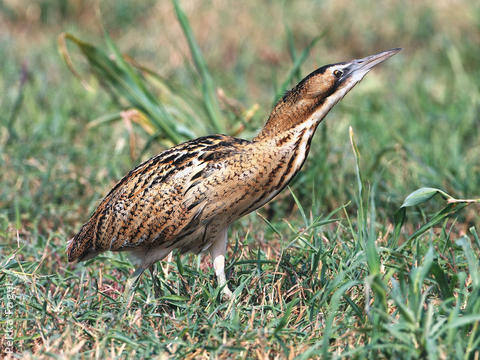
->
[401,187,452,208]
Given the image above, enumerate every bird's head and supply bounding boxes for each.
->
[257,48,401,139]
[296,48,401,107]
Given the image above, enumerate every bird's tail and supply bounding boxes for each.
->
[67,221,98,262]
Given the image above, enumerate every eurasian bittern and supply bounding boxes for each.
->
[68,48,400,298]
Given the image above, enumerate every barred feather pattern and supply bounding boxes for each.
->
[67,120,317,268]
[67,48,400,275]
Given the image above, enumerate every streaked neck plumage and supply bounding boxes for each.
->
[255,48,401,142]
[254,80,349,142]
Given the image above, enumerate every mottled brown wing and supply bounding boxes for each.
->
[67,135,250,262]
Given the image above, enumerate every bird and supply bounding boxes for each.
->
[67,48,401,298]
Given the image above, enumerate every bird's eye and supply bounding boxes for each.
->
[333,70,343,78]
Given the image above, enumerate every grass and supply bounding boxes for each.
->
[1,0,480,358]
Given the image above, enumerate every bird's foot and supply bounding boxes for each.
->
[221,285,234,300]
[122,276,138,305]
[121,267,145,305]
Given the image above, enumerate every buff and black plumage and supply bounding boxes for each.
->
[68,48,401,297]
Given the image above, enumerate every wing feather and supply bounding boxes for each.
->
[67,135,250,262]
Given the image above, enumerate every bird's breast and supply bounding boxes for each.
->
[190,138,309,223]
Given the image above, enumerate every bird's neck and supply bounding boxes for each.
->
[250,94,344,195]
[250,107,326,199]
[254,93,339,142]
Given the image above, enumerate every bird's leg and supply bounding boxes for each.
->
[149,264,162,298]
[122,266,145,303]
[210,228,233,299]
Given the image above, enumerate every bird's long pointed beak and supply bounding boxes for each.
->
[345,48,401,78]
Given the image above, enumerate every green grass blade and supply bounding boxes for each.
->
[103,33,182,142]
[398,204,467,251]
[430,262,454,299]
[367,186,380,275]
[285,25,301,81]
[321,280,359,357]
[456,236,479,288]
[59,32,184,144]
[446,315,480,329]
[469,226,480,251]
[391,207,406,248]
[288,186,308,225]
[273,298,299,335]
[274,34,322,104]
[172,0,224,132]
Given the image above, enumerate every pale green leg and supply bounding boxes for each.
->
[122,266,145,304]
[210,228,233,299]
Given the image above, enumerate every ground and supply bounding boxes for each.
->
[1,0,480,358]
